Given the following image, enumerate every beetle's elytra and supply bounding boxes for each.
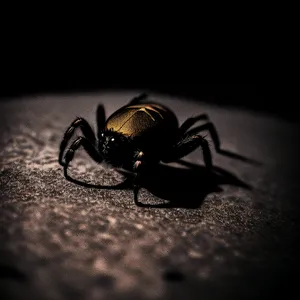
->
[58,93,222,206]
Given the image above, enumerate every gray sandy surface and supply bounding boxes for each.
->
[0,92,299,300]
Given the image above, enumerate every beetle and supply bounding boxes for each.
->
[58,93,224,206]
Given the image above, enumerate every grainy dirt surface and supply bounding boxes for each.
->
[0,92,299,300]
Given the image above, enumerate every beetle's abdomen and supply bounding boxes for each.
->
[105,103,178,139]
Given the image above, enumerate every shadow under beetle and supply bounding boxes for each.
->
[58,93,252,206]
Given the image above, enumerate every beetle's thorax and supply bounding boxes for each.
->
[98,130,134,167]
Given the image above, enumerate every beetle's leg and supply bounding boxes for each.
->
[184,122,220,150]
[162,134,212,170]
[184,122,260,164]
[128,93,148,105]
[63,137,103,180]
[178,114,209,136]
[59,118,96,166]
[133,161,142,205]
[132,151,145,206]
[96,104,106,139]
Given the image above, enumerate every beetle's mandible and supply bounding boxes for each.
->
[58,93,223,206]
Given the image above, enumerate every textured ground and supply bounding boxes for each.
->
[0,92,299,300]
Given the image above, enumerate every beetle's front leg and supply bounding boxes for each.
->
[96,104,106,139]
[132,151,145,206]
[59,118,96,166]
[63,137,103,180]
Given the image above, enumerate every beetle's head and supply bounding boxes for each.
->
[99,130,133,166]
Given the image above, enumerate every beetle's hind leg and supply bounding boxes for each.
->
[178,114,209,135]
[184,122,260,164]
[162,134,213,170]
[59,118,97,166]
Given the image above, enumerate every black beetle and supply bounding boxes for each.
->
[58,93,223,205]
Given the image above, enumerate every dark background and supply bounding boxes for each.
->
[0,81,296,123]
